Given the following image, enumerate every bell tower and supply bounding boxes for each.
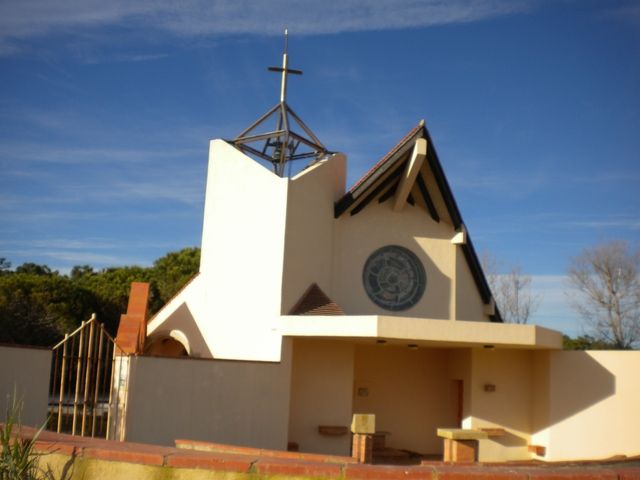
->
[231,29,329,177]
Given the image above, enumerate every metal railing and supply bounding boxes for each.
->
[48,314,128,440]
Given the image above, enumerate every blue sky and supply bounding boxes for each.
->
[1,0,638,336]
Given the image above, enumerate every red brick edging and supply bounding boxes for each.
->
[10,426,640,480]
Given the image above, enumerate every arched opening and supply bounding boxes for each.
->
[144,330,190,357]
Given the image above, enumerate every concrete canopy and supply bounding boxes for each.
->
[280,315,562,349]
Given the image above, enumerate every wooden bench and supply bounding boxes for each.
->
[437,428,488,463]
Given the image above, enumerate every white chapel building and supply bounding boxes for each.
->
[119,38,639,463]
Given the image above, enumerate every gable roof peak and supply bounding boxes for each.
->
[332,121,502,323]
[289,283,345,316]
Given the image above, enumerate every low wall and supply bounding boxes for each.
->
[535,350,640,461]
[123,340,292,450]
[0,344,51,427]
[467,349,640,463]
[21,427,640,480]
[288,339,354,456]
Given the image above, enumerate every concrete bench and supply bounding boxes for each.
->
[437,428,488,463]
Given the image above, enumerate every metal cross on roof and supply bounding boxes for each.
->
[231,29,329,177]
[268,29,302,104]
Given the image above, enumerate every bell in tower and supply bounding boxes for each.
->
[231,29,329,177]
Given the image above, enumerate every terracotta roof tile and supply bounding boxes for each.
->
[146,272,201,324]
[289,283,345,316]
[348,123,423,194]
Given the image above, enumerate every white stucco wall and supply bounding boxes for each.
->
[332,199,489,322]
[124,339,293,449]
[454,246,486,321]
[287,338,354,456]
[533,350,640,461]
[353,344,458,454]
[200,140,289,360]
[0,345,51,427]
[465,349,640,462]
[148,138,498,361]
[146,274,210,357]
[281,155,346,314]
[164,139,289,361]
[468,348,534,461]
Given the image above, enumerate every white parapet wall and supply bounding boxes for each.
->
[467,348,535,462]
[462,348,640,462]
[288,338,355,456]
[0,344,51,428]
[532,350,640,462]
[123,340,293,449]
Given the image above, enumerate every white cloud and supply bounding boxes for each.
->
[2,237,200,272]
[0,142,201,165]
[0,0,532,55]
[606,2,640,25]
[0,105,82,132]
[571,171,640,185]
[471,212,640,238]
[564,216,640,231]
[0,210,104,222]
[0,238,115,250]
[450,170,549,198]
[112,53,168,62]
[95,179,205,206]
[2,246,135,266]
[76,52,170,65]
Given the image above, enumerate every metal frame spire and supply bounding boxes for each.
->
[231,29,329,177]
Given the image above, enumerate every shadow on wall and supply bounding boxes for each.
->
[472,350,615,438]
[145,302,212,358]
[543,351,616,431]
[409,237,451,321]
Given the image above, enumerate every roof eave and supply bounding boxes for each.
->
[333,122,503,323]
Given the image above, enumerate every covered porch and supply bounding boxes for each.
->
[282,315,563,463]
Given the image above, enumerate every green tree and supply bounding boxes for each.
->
[0,248,201,346]
[74,265,157,335]
[562,334,618,350]
[0,273,96,346]
[0,257,11,274]
[14,263,53,276]
[70,264,95,280]
[151,247,200,305]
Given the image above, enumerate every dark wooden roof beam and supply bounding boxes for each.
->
[349,165,404,216]
[378,184,398,204]
[416,172,440,223]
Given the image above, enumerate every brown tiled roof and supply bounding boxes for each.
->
[146,272,201,325]
[334,122,424,218]
[347,123,423,194]
[289,284,344,316]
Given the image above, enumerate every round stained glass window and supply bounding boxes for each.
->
[362,245,426,311]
